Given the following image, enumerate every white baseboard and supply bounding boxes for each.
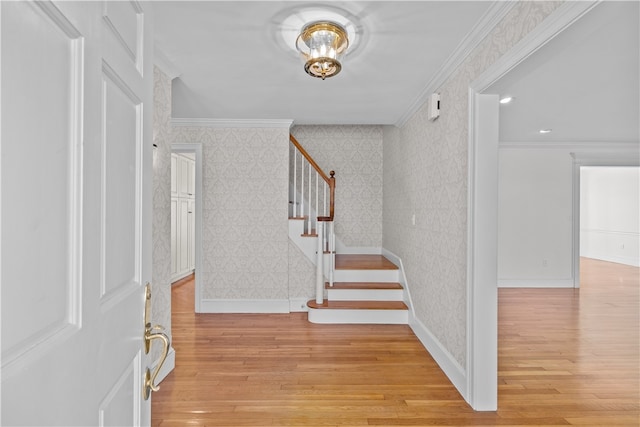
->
[498,278,575,288]
[290,298,310,312]
[582,254,640,268]
[408,313,467,399]
[171,270,194,284]
[381,248,414,316]
[199,299,290,313]
[154,346,175,385]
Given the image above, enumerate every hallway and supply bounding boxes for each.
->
[152,258,639,426]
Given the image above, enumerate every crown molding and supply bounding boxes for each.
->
[172,118,294,129]
[394,1,517,127]
[154,48,181,80]
[500,141,640,150]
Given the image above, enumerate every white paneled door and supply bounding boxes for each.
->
[1,1,156,425]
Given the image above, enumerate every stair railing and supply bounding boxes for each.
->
[289,134,336,303]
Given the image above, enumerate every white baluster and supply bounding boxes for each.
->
[329,221,335,287]
[316,221,324,304]
[300,159,305,229]
[315,172,319,221]
[307,163,312,234]
[294,149,299,217]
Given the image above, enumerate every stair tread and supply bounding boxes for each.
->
[326,282,403,290]
[307,300,408,310]
[335,254,398,270]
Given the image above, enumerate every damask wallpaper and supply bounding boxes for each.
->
[291,125,383,249]
[172,126,290,301]
[152,67,173,354]
[382,1,563,367]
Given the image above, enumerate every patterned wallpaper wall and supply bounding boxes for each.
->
[172,126,290,301]
[291,125,383,249]
[382,1,563,367]
[152,67,173,349]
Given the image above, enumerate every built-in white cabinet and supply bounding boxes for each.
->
[171,153,196,282]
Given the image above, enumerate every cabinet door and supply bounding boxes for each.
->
[177,156,190,198]
[178,198,190,274]
[187,159,195,198]
[188,199,196,271]
[170,198,178,276]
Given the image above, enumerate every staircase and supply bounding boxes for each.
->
[289,134,410,325]
[307,254,409,324]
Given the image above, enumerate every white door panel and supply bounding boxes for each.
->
[1,1,158,425]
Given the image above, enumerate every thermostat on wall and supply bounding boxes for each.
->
[428,93,440,121]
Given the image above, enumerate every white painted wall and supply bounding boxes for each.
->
[580,166,640,267]
[498,147,574,287]
[497,145,640,287]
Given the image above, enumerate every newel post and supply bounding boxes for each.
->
[328,170,336,220]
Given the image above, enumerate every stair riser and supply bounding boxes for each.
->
[327,289,404,301]
[308,308,408,324]
[333,269,399,283]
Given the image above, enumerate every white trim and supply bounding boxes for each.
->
[467,0,601,412]
[171,143,203,312]
[289,298,310,312]
[381,248,415,317]
[154,48,181,80]
[153,346,175,385]
[172,118,294,129]
[409,313,466,396]
[199,299,290,313]
[308,308,408,324]
[170,269,194,284]
[466,92,499,411]
[498,279,575,288]
[500,141,639,150]
[395,1,516,127]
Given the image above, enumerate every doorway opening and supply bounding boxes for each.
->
[579,166,639,268]
[171,143,203,312]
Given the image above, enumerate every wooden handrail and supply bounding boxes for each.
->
[290,134,330,184]
[290,134,335,220]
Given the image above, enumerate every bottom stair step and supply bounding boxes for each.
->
[307,299,408,324]
[307,300,407,310]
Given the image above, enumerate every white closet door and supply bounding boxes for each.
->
[188,199,196,271]
[170,198,178,277]
[178,198,191,274]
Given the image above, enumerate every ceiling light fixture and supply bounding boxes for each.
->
[296,21,349,80]
[499,96,513,104]
[539,129,552,134]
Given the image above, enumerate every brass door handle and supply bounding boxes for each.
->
[143,283,171,400]
[143,328,170,400]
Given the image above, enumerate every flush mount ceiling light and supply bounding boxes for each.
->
[499,96,514,104]
[539,129,553,134]
[296,20,349,80]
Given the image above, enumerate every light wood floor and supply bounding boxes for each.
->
[152,258,639,426]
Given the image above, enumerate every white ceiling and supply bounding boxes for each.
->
[487,1,639,143]
[153,1,639,142]
[153,1,495,125]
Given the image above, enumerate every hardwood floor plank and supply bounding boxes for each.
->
[152,258,639,426]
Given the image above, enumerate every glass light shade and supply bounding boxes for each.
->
[296,21,349,80]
